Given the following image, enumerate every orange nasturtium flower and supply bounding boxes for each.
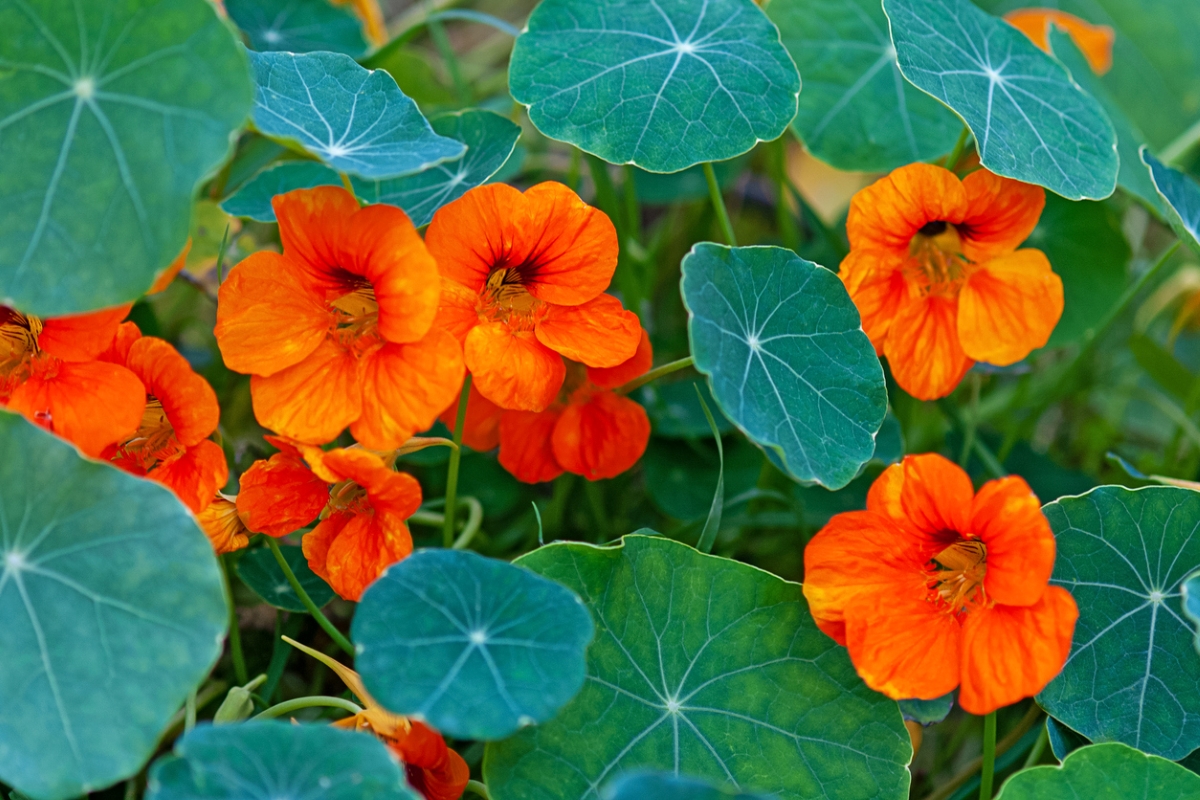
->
[426,182,642,412]
[840,163,1062,400]
[285,637,470,800]
[1005,8,1115,75]
[0,304,145,457]
[331,0,388,47]
[196,495,252,555]
[803,453,1078,715]
[215,187,464,450]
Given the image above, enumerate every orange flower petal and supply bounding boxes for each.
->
[148,239,191,294]
[196,496,251,555]
[407,747,471,800]
[958,587,1078,715]
[38,304,132,362]
[432,277,482,345]
[867,453,975,542]
[8,359,145,457]
[125,337,221,446]
[551,390,649,480]
[320,512,414,601]
[426,183,526,292]
[884,295,973,401]
[499,409,564,483]
[311,448,423,521]
[958,249,1063,366]
[303,512,350,587]
[960,170,1046,262]
[839,249,913,350]
[846,163,968,254]
[535,293,642,368]
[464,323,565,411]
[99,321,143,365]
[250,339,362,444]
[588,329,653,389]
[236,451,329,537]
[390,719,450,769]
[439,380,503,452]
[353,329,465,450]
[272,186,362,280]
[150,439,229,514]
[971,476,1056,607]
[1005,9,1114,74]
[215,251,331,376]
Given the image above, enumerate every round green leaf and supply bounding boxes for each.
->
[146,721,420,800]
[1144,149,1200,256]
[0,0,252,317]
[899,693,954,726]
[603,772,772,800]
[767,0,960,172]
[235,543,334,613]
[353,109,521,226]
[994,742,1200,800]
[227,0,366,56]
[248,50,465,180]
[508,0,800,173]
[1039,486,1200,759]
[485,535,912,800]
[219,160,341,222]
[0,414,226,800]
[883,0,1118,200]
[681,243,887,490]
[353,549,594,741]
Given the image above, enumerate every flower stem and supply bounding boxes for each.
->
[251,695,363,720]
[1022,724,1049,768]
[265,537,354,657]
[979,711,997,799]
[443,374,472,548]
[221,554,248,686]
[451,497,484,550]
[945,126,972,171]
[185,689,197,732]
[466,780,492,799]
[704,162,738,246]
[616,356,695,395]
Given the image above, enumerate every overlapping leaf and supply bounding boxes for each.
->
[353,549,594,741]
[235,544,333,613]
[219,160,340,222]
[0,0,252,316]
[1039,486,1200,759]
[485,535,912,800]
[1183,572,1200,655]
[227,0,367,56]
[994,742,1200,799]
[1144,150,1200,256]
[248,50,464,179]
[681,244,887,490]
[508,0,800,173]
[767,0,960,171]
[883,0,1117,200]
[604,772,773,800]
[0,415,226,800]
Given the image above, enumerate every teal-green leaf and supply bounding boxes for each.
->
[1183,571,1200,655]
[352,549,594,741]
[0,0,252,317]
[0,414,226,800]
[508,0,800,173]
[681,244,887,490]
[899,693,954,726]
[485,535,912,800]
[219,160,340,222]
[993,742,1200,800]
[146,721,420,800]
[226,0,367,56]
[1143,150,1200,256]
[248,50,464,179]
[235,544,334,613]
[767,0,960,172]
[882,0,1118,200]
[1039,486,1200,760]
[353,109,521,226]
[1046,716,1092,762]
[603,772,773,800]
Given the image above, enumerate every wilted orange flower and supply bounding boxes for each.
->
[840,163,1062,400]
[0,304,144,457]
[426,182,642,412]
[803,453,1078,715]
[100,322,228,514]
[215,187,463,450]
[1005,8,1115,75]
[196,494,251,554]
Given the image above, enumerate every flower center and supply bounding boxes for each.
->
[330,282,380,351]
[118,396,181,468]
[905,222,974,298]
[927,537,988,614]
[0,308,42,378]
[481,268,543,329]
[325,479,369,516]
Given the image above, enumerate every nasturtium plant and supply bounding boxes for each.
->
[899,693,955,726]
[1144,150,1200,254]
[0,415,226,800]
[681,244,887,490]
[1183,572,1200,655]
[993,742,1200,799]
[248,50,465,179]
[486,535,912,800]
[1040,486,1200,760]
[219,160,342,222]
[603,771,773,800]
[226,0,368,56]
[235,543,334,612]
[508,0,800,173]
[883,0,1118,200]
[353,549,594,741]
[146,722,421,800]
[0,0,252,317]
[638,381,733,439]
[767,0,960,172]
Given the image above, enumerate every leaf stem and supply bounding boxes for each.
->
[769,136,801,252]
[945,126,972,171]
[921,704,1041,800]
[1162,117,1200,165]
[251,695,363,720]
[979,711,997,799]
[695,386,725,554]
[265,538,354,657]
[427,15,471,105]
[452,496,484,549]
[704,162,737,246]
[1022,724,1049,769]
[938,399,1006,479]
[443,375,472,548]
[616,356,695,395]
[185,689,197,732]
[222,554,248,685]
[584,480,607,542]
[466,780,492,799]
[338,171,355,197]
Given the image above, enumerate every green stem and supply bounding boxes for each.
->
[946,126,972,171]
[584,480,607,541]
[262,611,303,705]
[251,695,363,720]
[452,496,484,550]
[466,780,492,799]
[222,555,248,686]
[958,374,981,467]
[443,375,472,548]
[616,356,695,395]
[622,165,643,243]
[185,689,197,732]
[567,148,581,192]
[704,162,737,246]
[543,473,575,536]
[427,16,470,105]
[265,538,354,657]
[980,711,997,799]
[769,137,801,252]
[1162,117,1200,165]
[338,171,355,197]
[1022,724,1049,769]
[938,399,1006,479]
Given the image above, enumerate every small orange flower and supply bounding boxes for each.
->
[196,495,252,555]
[236,435,331,538]
[840,163,1062,400]
[215,187,464,450]
[1005,8,1115,75]
[803,453,1078,715]
[426,183,642,411]
[0,304,145,457]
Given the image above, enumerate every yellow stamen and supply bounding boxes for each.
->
[929,537,988,613]
[906,222,974,298]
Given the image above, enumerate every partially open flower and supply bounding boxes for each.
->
[196,494,251,555]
